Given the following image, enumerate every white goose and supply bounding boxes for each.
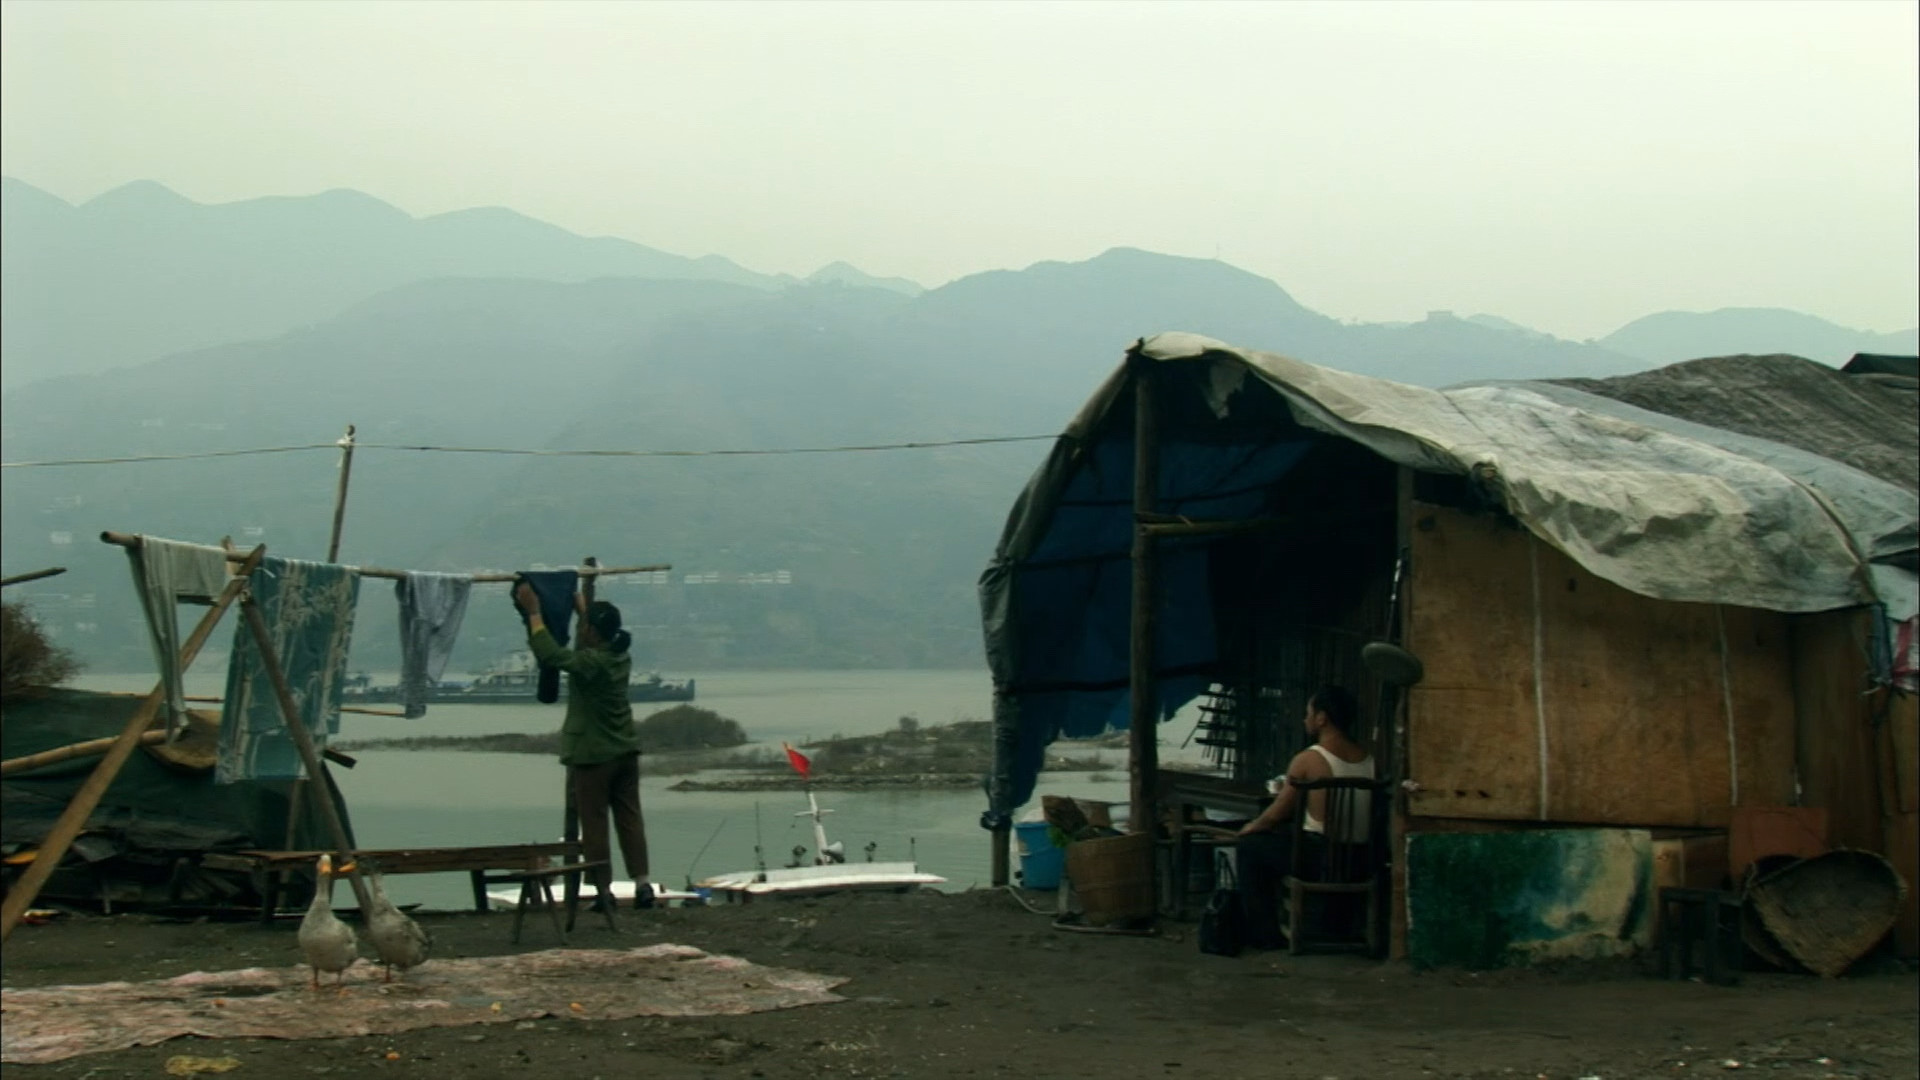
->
[297,853,360,990]
[363,864,432,983]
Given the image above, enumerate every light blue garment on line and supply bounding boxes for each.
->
[396,571,473,718]
[216,557,359,784]
[126,538,230,736]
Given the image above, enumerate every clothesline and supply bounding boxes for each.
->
[99,532,670,582]
[2,433,1059,468]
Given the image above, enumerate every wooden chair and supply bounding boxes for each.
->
[1278,777,1387,957]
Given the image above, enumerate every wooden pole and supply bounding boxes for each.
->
[1128,359,1161,845]
[238,594,373,914]
[0,567,66,588]
[326,425,356,563]
[563,557,595,914]
[0,730,170,776]
[0,545,265,941]
[1388,464,1414,960]
[100,534,666,581]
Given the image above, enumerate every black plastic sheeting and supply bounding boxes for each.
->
[1,688,351,906]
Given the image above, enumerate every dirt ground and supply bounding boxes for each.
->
[2,889,1915,1079]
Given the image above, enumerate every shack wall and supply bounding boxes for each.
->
[1404,504,1797,828]
[1789,609,1918,958]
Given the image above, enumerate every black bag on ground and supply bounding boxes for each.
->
[1198,853,1245,957]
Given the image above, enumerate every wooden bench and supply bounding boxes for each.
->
[494,859,615,944]
[200,842,584,923]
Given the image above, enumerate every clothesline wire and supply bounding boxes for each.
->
[0,434,1059,469]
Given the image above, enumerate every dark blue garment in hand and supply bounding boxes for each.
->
[514,570,578,703]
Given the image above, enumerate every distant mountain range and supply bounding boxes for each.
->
[1,177,1913,673]
[1598,308,1916,367]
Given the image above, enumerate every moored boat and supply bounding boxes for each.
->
[342,653,695,707]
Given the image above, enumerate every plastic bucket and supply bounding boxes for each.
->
[1014,821,1064,890]
[1065,831,1156,926]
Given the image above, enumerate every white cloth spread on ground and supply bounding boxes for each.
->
[126,538,231,736]
[0,945,849,1065]
[395,572,473,718]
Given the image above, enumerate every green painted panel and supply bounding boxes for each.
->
[1406,828,1653,969]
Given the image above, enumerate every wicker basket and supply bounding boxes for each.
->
[1748,849,1909,978]
[1064,831,1156,927]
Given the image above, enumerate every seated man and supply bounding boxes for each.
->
[1233,685,1374,949]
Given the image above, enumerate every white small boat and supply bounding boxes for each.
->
[697,861,946,898]
[694,769,945,901]
[485,879,702,911]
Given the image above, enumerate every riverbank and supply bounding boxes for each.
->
[336,716,1124,788]
[4,890,1914,1078]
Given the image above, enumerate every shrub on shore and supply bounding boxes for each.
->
[1,601,81,703]
[637,704,747,752]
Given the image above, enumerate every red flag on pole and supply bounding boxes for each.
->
[782,742,812,780]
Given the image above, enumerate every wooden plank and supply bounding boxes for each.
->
[1535,543,1730,827]
[235,843,575,871]
[1790,610,1885,853]
[1721,605,1799,809]
[1884,810,1919,960]
[1404,506,1540,820]
[1889,688,1918,815]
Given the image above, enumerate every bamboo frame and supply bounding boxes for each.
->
[0,545,267,941]
[98,532,668,582]
[1129,360,1161,848]
[237,593,374,913]
[326,425,356,563]
[1,567,67,588]
[0,730,171,776]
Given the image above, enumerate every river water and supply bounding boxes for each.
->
[74,670,1215,910]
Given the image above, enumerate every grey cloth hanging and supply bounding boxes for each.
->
[126,538,230,736]
[395,572,473,718]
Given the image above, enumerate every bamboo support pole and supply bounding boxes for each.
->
[0,545,266,941]
[238,595,374,914]
[564,557,595,916]
[1,567,67,588]
[1,730,170,776]
[326,425,356,563]
[96,691,404,720]
[1136,507,1395,540]
[99,533,667,582]
[1128,360,1161,848]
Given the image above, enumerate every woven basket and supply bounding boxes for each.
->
[1748,849,1909,978]
[142,709,222,773]
[1065,831,1156,927]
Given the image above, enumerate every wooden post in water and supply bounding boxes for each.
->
[1128,357,1161,851]
[0,544,265,941]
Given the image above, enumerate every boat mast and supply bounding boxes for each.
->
[800,790,834,865]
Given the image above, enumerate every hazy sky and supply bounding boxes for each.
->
[3,0,1915,340]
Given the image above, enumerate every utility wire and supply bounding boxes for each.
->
[0,434,1058,469]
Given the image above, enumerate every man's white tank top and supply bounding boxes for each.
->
[1303,744,1375,842]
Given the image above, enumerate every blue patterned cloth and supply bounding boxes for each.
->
[217,558,360,784]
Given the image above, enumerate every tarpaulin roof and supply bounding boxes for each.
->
[979,334,1920,821]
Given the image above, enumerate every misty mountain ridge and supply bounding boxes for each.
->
[1598,307,1918,367]
[0,177,800,388]
[5,177,1915,673]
